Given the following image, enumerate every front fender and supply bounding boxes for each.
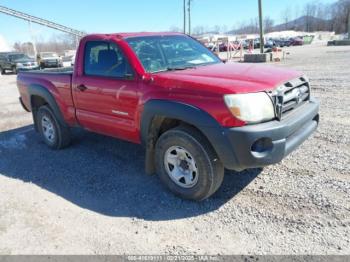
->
[141,99,239,172]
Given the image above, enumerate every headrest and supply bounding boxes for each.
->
[98,49,118,66]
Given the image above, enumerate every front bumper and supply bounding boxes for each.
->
[219,98,319,171]
[40,61,61,68]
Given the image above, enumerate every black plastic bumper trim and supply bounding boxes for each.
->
[219,98,319,171]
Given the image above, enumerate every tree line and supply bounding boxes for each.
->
[186,0,350,35]
[279,0,350,33]
[13,34,77,56]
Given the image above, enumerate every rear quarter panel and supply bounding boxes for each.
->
[17,71,77,126]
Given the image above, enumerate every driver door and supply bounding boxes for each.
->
[73,40,140,143]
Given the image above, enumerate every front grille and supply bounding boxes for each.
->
[272,77,310,120]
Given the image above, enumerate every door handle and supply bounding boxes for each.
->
[77,84,88,92]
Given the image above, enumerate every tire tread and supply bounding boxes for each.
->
[37,105,71,150]
[155,125,224,201]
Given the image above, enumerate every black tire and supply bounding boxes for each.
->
[0,67,5,75]
[155,126,224,201]
[12,66,17,75]
[36,105,71,149]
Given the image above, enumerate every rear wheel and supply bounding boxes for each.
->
[36,105,71,149]
[155,126,224,201]
[0,67,5,75]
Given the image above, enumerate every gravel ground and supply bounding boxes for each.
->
[0,44,349,255]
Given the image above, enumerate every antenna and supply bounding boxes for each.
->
[258,0,264,53]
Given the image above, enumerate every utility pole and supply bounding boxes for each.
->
[258,0,264,54]
[183,0,186,34]
[348,11,350,39]
[188,0,192,35]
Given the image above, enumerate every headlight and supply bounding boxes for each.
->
[224,92,275,124]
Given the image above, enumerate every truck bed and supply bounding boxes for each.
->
[24,67,74,75]
[17,67,76,126]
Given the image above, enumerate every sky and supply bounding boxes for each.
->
[0,0,338,45]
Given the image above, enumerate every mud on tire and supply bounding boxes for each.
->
[155,125,224,201]
[36,105,71,150]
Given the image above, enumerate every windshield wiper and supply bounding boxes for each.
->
[166,66,196,71]
[151,66,196,73]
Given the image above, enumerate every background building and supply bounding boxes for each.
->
[0,34,11,52]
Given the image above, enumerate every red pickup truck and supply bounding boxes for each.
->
[17,32,319,200]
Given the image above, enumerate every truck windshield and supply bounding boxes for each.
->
[126,35,221,73]
[41,53,58,58]
[9,54,30,61]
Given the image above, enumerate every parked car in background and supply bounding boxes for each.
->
[37,52,63,69]
[253,39,260,49]
[264,39,276,49]
[290,37,304,46]
[0,52,39,74]
[219,42,228,52]
[71,55,75,66]
[241,40,249,49]
[211,42,228,52]
[62,55,75,67]
[274,39,292,48]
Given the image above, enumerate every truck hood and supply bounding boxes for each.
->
[153,62,302,94]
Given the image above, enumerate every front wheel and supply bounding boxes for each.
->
[36,105,71,149]
[155,126,224,201]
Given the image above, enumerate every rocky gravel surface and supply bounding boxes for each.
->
[0,44,349,255]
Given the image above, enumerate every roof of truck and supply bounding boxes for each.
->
[85,32,184,39]
[117,32,184,38]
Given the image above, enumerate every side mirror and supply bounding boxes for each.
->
[124,73,134,80]
[142,74,154,84]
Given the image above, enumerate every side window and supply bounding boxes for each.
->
[84,41,132,78]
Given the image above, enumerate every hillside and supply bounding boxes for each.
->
[225,16,333,35]
[272,16,332,32]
